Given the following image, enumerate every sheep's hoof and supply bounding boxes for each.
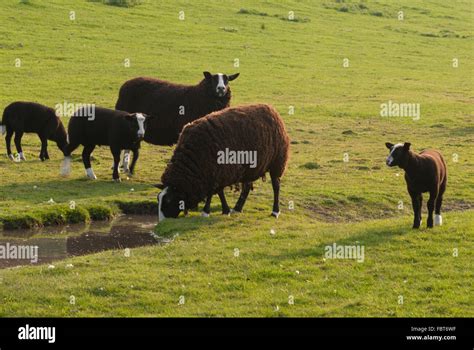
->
[222,210,231,216]
[271,211,280,218]
[8,154,14,161]
[19,155,26,161]
[201,211,210,217]
[113,178,122,183]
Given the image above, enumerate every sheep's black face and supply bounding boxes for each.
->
[203,71,239,98]
[385,142,411,167]
[158,187,184,221]
[54,123,69,155]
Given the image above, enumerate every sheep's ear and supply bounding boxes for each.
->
[203,71,212,80]
[403,142,411,150]
[228,73,240,81]
[385,142,394,149]
[154,183,165,189]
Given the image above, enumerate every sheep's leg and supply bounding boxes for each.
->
[218,190,230,215]
[435,182,445,226]
[270,175,281,218]
[202,194,212,217]
[233,182,251,213]
[82,145,97,180]
[128,148,139,176]
[121,150,131,172]
[409,190,422,229]
[111,147,122,182]
[14,131,25,160]
[5,129,14,160]
[39,134,48,161]
[426,190,438,228]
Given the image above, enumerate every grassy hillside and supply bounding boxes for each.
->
[0,0,472,316]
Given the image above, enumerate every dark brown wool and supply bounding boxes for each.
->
[1,101,68,161]
[385,142,447,228]
[161,104,290,215]
[115,76,233,146]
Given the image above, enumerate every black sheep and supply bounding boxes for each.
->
[385,142,447,228]
[1,102,68,161]
[115,71,239,170]
[61,107,151,181]
[155,104,290,221]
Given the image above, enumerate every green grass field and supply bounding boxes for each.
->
[0,0,472,316]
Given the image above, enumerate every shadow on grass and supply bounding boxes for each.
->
[154,203,235,238]
[260,221,412,262]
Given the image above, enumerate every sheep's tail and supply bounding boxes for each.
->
[0,107,8,135]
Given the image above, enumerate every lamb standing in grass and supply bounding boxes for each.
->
[385,142,447,228]
[61,107,151,181]
[1,102,68,161]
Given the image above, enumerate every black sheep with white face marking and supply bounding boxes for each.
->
[114,71,239,172]
[61,107,153,181]
[385,142,447,229]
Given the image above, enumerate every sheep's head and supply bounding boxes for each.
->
[156,185,186,221]
[203,71,239,98]
[385,142,411,168]
[127,113,153,141]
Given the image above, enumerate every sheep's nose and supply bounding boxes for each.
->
[137,132,144,139]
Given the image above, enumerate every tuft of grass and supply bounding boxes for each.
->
[2,214,41,230]
[84,204,117,221]
[89,0,142,7]
[301,162,321,170]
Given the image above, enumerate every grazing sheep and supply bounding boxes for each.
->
[1,102,68,161]
[115,71,239,170]
[61,107,151,181]
[385,142,447,228]
[155,104,290,221]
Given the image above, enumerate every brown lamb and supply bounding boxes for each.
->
[385,142,447,228]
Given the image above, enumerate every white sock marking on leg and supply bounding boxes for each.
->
[85,167,97,180]
[158,187,168,223]
[60,156,72,176]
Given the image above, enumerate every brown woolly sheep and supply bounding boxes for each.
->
[385,142,447,228]
[155,104,290,221]
[115,71,239,171]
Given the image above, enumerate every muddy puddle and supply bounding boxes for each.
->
[0,215,167,269]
